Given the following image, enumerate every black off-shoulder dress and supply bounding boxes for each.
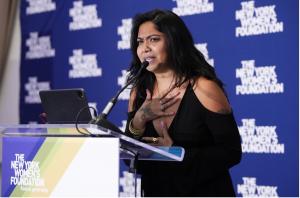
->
[126,83,242,197]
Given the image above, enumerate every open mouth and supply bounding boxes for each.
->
[144,57,155,63]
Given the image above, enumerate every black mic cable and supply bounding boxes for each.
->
[89,61,149,128]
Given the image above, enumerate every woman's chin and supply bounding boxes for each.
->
[146,64,157,72]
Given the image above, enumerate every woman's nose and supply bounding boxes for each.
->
[143,43,151,53]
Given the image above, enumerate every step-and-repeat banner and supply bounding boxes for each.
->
[19,0,298,197]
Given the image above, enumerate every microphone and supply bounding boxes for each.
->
[90,61,149,132]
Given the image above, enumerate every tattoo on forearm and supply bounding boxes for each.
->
[140,106,156,120]
[141,113,146,122]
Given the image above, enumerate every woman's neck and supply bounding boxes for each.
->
[154,70,176,95]
[155,69,174,83]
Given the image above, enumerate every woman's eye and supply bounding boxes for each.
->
[150,37,160,42]
[137,40,143,45]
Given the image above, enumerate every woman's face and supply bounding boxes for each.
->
[136,21,169,73]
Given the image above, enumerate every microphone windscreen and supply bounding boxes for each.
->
[141,61,149,69]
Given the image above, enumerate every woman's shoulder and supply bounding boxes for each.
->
[192,77,231,114]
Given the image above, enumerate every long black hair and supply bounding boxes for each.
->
[127,9,224,110]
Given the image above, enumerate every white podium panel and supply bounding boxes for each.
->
[2,136,119,197]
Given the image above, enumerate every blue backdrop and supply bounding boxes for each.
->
[19,0,299,196]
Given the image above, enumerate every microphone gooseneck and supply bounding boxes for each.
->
[89,61,149,131]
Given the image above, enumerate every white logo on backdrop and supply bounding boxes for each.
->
[25,77,50,104]
[119,171,141,197]
[119,120,127,132]
[26,0,56,15]
[235,1,284,37]
[117,18,132,50]
[117,70,131,100]
[237,177,279,197]
[10,153,48,193]
[238,118,284,154]
[236,60,284,95]
[172,0,214,16]
[69,49,102,78]
[25,32,55,59]
[69,0,102,31]
[195,43,214,67]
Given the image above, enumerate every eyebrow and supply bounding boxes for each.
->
[137,34,163,40]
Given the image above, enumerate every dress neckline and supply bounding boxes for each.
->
[151,83,191,135]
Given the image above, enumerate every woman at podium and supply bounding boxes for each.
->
[125,9,242,197]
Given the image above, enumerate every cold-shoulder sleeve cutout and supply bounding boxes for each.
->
[193,77,231,114]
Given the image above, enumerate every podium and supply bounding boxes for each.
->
[0,124,185,197]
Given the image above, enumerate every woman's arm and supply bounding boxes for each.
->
[181,77,242,181]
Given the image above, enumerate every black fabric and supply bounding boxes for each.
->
[125,84,242,197]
